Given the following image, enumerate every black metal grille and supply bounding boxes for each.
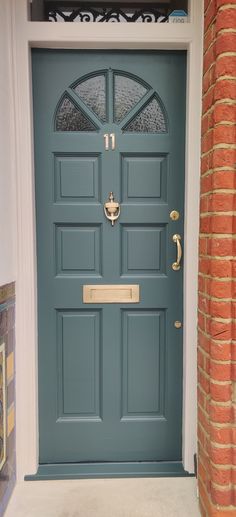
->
[41,2,188,22]
[48,7,168,22]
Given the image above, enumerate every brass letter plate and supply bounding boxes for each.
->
[83,285,140,304]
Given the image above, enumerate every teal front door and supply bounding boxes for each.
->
[32,50,186,477]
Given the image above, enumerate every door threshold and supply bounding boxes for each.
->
[25,461,194,480]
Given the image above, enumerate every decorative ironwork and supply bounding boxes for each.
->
[47,4,171,22]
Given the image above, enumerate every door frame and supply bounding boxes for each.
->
[10,0,203,479]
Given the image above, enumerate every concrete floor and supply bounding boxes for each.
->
[5,478,200,517]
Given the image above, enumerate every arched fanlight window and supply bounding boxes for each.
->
[55,69,168,133]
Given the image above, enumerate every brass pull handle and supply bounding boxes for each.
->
[104,192,120,226]
[110,133,116,150]
[104,134,109,151]
[172,234,182,271]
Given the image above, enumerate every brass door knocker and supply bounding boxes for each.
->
[104,192,121,226]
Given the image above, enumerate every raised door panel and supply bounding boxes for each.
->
[58,311,101,418]
[122,310,166,419]
[122,155,167,203]
[55,225,102,276]
[54,155,100,203]
[121,225,166,276]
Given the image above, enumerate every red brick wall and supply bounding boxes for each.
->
[198,1,236,515]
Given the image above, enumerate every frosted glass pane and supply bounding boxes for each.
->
[124,98,166,133]
[74,75,106,122]
[114,75,148,123]
[56,97,96,131]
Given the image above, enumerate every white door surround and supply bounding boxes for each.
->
[8,0,203,479]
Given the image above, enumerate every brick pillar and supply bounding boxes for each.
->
[198,1,236,515]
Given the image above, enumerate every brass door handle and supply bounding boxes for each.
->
[172,234,182,271]
[104,192,120,226]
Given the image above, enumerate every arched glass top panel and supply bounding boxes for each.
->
[114,74,148,123]
[124,97,167,133]
[55,71,167,133]
[73,74,107,122]
[55,96,97,131]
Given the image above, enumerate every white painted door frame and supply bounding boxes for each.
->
[10,0,203,480]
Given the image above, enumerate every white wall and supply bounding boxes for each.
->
[0,0,16,286]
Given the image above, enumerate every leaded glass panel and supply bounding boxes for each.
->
[55,96,97,131]
[124,97,167,133]
[114,75,148,123]
[74,75,106,122]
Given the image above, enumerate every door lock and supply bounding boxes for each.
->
[174,321,182,329]
[170,210,180,221]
